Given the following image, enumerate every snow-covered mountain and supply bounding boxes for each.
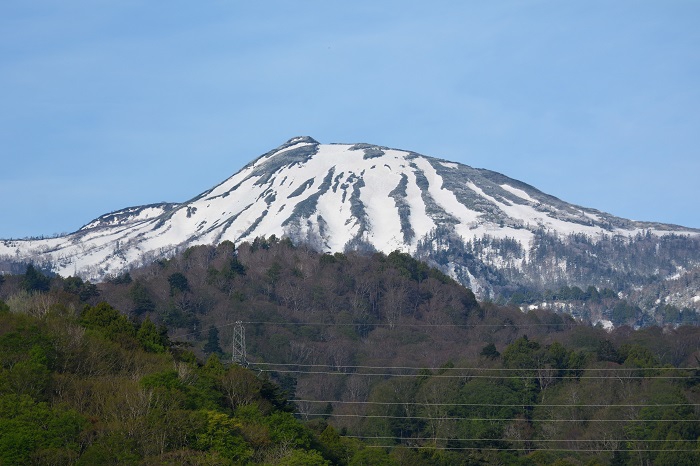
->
[2,136,699,318]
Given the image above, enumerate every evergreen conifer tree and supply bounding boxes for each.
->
[204,326,223,355]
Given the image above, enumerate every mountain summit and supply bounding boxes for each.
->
[2,137,699,320]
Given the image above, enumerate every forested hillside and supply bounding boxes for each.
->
[4,137,699,325]
[0,298,371,464]
[1,240,699,465]
[416,228,700,326]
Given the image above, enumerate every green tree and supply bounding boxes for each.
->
[226,258,246,277]
[76,432,140,466]
[279,449,332,465]
[203,326,223,355]
[194,410,252,462]
[481,342,500,359]
[80,302,136,341]
[0,394,85,465]
[596,339,622,363]
[136,317,167,353]
[20,264,50,293]
[63,276,99,301]
[168,272,189,295]
[0,345,51,400]
[129,280,155,315]
[349,448,398,466]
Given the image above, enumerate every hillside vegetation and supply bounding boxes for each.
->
[0,298,375,464]
[1,239,699,465]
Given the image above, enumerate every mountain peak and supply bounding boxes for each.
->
[2,137,700,324]
[285,136,319,145]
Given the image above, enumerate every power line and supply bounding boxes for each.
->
[359,445,700,452]
[294,413,700,422]
[176,320,242,339]
[252,362,698,372]
[173,318,586,339]
[243,320,580,328]
[258,368,695,379]
[346,436,698,443]
[292,399,700,408]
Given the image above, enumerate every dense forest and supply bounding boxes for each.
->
[415,228,700,325]
[1,238,699,465]
[0,298,363,464]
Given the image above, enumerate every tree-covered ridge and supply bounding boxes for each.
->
[416,228,700,326]
[334,335,699,465]
[0,297,390,465]
[1,242,699,464]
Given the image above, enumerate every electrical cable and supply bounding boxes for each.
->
[358,445,700,452]
[345,436,698,443]
[294,412,700,422]
[173,318,591,339]
[291,399,700,408]
[257,368,695,379]
[251,362,697,372]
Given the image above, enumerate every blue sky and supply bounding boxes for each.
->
[1,1,699,238]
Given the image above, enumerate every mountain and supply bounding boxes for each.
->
[2,136,699,323]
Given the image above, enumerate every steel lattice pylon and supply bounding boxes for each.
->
[232,321,247,366]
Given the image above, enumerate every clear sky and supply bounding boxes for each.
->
[1,1,699,238]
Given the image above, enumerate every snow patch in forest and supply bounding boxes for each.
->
[593,319,615,331]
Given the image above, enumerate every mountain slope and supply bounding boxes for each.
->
[2,136,699,320]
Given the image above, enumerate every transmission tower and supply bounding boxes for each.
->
[232,321,247,366]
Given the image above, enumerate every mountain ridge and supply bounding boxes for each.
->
[2,136,699,324]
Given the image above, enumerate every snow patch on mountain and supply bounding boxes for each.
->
[1,136,699,291]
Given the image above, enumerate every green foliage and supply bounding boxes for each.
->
[266,262,282,284]
[596,339,622,363]
[20,264,50,293]
[320,253,337,266]
[317,425,350,464]
[480,342,501,359]
[227,258,247,277]
[108,272,132,285]
[0,314,56,402]
[141,366,221,412]
[0,289,344,465]
[203,353,226,376]
[624,381,700,465]
[349,447,398,465]
[267,411,315,449]
[76,432,140,466]
[502,336,542,369]
[5,242,698,464]
[129,279,155,315]
[278,449,332,465]
[63,275,99,301]
[203,326,223,355]
[168,272,190,295]
[611,301,641,325]
[194,410,252,462]
[0,394,86,465]
[80,302,136,341]
[0,348,51,400]
[386,250,430,282]
[136,316,168,353]
[619,343,660,368]
[250,235,279,251]
[141,369,184,391]
[453,378,526,443]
